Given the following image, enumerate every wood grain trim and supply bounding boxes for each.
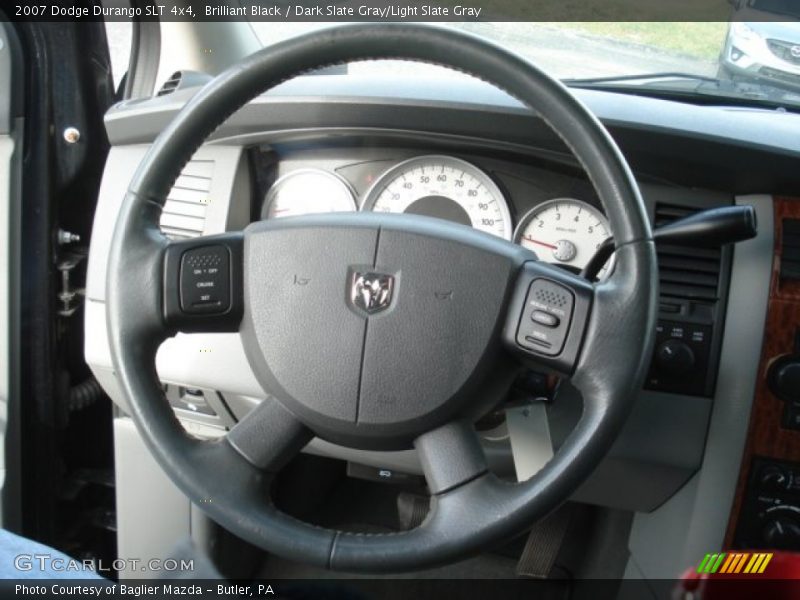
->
[724,197,800,548]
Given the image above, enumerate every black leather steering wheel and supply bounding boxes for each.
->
[106,24,657,573]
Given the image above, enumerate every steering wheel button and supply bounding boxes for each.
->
[516,278,575,356]
[180,246,231,314]
[524,335,552,349]
[531,310,559,327]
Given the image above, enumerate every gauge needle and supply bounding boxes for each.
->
[523,236,557,250]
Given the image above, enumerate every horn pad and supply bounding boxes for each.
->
[240,213,523,449]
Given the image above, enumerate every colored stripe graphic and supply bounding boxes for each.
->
[710,553,726,573]
[733,554,748,573]
[719,553,736,573]
[698,553,718,574]
[697,554,712,574]
[744,554,760,573]
[697,552,773,575]
[698,553,726,574]
[749,554,766,573]
[758,553,773,574]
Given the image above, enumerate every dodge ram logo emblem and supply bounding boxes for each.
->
[351,272,394,314]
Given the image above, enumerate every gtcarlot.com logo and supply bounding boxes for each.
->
[14,553,194,574]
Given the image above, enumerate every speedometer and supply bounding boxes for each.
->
[361,155,512,240]
[515,199,614,279]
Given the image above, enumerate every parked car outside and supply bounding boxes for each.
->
[720,0,800,90]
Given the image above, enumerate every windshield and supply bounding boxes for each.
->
[250,21,800,110]
[252,22,725,80]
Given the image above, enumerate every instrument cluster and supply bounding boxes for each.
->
[261,154,614,278]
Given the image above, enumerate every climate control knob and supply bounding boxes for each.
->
[762,517,800,550]
[655,340,695,373]
[758,465,790,492]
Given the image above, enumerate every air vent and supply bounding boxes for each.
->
[655,203,722,301]
[781,219,800,281]
[155,70,212,97]
[157,72,182,96]
[159,160,214,239]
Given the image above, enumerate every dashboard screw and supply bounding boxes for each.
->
[58,229,81,245]
[63,127,81,144]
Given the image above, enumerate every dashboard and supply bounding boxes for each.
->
[85,72,797,541]
[257,149,613,278]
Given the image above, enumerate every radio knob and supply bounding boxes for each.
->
[655,339,695,373]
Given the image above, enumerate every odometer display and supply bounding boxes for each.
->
[515,198,614,279]
[361,156,512,240]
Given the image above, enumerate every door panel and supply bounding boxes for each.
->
[0,18,23,529]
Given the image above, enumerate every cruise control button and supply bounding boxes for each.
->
[531,310,559,327]
[516,278,575,356]
[180,246,231,314]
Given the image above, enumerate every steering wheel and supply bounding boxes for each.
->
[106,24,657,573]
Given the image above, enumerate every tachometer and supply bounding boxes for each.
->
[262,168,357,219]
[515,199,614,279]
[361,155,512,240]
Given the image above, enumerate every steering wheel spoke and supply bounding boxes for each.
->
[414,420,488,494]
[162,232,244,333]
[502,260,594,376]
[226,397,312,472]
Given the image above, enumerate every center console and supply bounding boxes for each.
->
[735,458,800,550]
[727,197,800,553]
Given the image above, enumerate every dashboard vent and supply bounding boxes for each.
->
[157,72,182,96]
[155,70,212,98]
[654,203,722,301]
[159,160,214,239]
[781,219,800,281]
